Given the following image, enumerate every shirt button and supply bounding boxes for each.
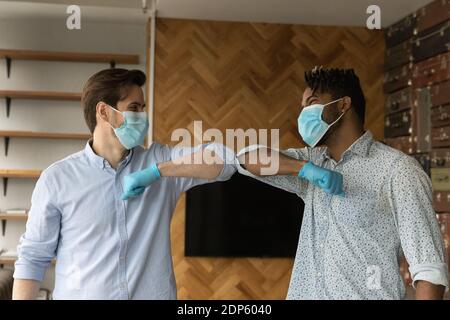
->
[317,272,322,277]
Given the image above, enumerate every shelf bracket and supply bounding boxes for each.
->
[5,56,11,78]
[4,136,10,156]
[1,219,5,236]
[110,60,116,68]
[5,96,11,118]
[3,177,7,197]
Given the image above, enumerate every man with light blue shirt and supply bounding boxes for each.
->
[11,68,241,300]
[12,68,345,300]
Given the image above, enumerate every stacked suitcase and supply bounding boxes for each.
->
[384,0,450,295]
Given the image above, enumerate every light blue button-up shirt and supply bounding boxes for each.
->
[238,131,449,299]
[14,141,236,299]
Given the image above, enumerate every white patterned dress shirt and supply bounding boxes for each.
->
[237,131,449,299]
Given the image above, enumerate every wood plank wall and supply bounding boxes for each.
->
[151,18,385,299]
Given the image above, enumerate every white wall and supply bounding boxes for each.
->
[0,7,146,294]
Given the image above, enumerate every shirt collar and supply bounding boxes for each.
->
[321,130,374,160]
[84,140,134,169]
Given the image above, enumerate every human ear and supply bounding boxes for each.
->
[96,102,110,123]
[341,96,352,113]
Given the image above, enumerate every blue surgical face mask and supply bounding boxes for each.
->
[297,98,345,147]
[108,106,149,150]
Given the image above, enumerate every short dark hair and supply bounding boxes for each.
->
[82,68,146,133]
[304,67,366,124]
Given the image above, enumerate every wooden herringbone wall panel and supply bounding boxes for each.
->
[153,18,385,300]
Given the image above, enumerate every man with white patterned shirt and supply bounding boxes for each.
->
[237,67,449,299]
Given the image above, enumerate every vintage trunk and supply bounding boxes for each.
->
[416,0,450,33]
[385,87,413,116]
[431,104,450,127]
[431,148,450,167]
[413,20,450,62]
[386,40,413,70]
[412,52,450,87]
[430,80,450,107]
[384,88,431,152]
[431,167,450,191]
[384,64,413,93]
[384,136,416,154]
[385,13,417,48]
[434,192,450,212]
[432,126,450,148]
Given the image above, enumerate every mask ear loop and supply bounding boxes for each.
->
[323,98,347,126]
[106,104,125,130]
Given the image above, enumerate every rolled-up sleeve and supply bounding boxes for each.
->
[389,155,449,290]
[13,172,61,282]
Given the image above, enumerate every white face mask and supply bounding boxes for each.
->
[297,98,345,147]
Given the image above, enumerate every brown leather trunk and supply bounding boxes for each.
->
[384,136,416,154]
[430,80,450,107]
[384,88,431,153]
[413,21,450,62]
[384,110,411,138]
[431,167,450,190]
[431,148,450,167]
[431,104,450,127]
[432,126,450,148]
[385,40,413,70]
[385,13,417,48]
[416,0,450,33]
[434,192,450,212]
[385,87,413,116]
[384,64,413,93]
[412,52,450,87]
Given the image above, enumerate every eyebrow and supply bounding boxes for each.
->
[128,102,146,108]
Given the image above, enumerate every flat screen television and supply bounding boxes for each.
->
[185,173,304,258]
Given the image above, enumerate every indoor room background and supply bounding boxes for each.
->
[1,0,441,300]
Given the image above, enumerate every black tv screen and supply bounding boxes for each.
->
[185,173,304,257]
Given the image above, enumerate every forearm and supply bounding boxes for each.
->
[12,279,41,300]
[158,148,224,180]
[415,280,445,300]
[237,148,306,176]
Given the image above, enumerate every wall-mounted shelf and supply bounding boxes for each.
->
[0,213,27,221]
[0,90,82,117]
[0,130,90,156]
[0,90,81,100]
[0,49,140,78]
[0,213,28,236]
[0,169,41,197]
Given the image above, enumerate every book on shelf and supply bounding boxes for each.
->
[4,208,28,215]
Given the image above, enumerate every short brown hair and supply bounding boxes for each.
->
[81,68,146,133]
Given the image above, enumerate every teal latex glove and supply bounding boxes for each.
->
[299,162,345,196]
[121,163,161,200]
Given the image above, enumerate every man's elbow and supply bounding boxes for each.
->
[12,279,41,300]
[415,280,446,300]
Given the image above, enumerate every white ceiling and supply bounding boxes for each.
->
[1,0,435,27]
